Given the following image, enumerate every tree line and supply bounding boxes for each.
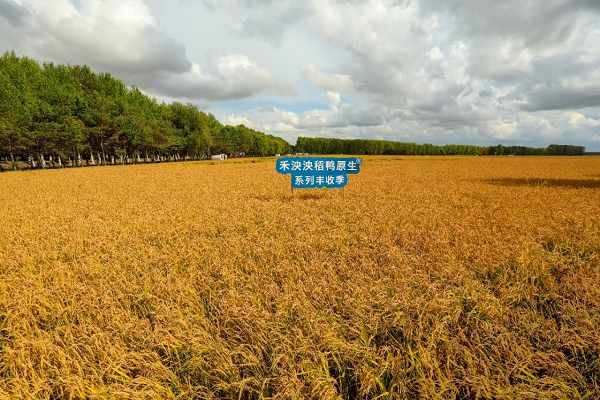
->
[1,51,588,172]
[0,52,292,171]
[295,137,586,156]
[546,144,586,156]
[295,137,483,155]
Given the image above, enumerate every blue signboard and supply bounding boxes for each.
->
[276,156,362,188]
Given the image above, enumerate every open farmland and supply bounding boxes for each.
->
[0,156,599,399]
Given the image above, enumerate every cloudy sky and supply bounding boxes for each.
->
[2,0,600,150]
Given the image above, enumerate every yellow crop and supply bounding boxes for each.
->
[0,156,599,399]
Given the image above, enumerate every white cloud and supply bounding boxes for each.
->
[5,0,189,73]
[143,54,295,101]
[569,111,600,127]
[323,91,340,110]
[0,0,295,102]
[429,46,444,61]
[1,0,600,149]
[300,63,356,93]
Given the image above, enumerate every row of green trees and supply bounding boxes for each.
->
[295,137,585,156]
[546,144,586,156]
[483,144,586,155]
[294,137,483,155]
[485,144,547,156]
[0,52,292,170]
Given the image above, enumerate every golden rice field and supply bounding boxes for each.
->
[0,155,599,399]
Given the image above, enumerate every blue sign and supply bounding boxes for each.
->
[276,156,362,188]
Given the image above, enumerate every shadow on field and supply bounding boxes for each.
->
[486,177,600,189]
[250,192,327,201]
[293,192,328,200]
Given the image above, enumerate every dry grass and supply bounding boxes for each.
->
[0,156,599,399]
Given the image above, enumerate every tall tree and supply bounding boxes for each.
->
[0,53,33,170]
[169,102,211,160]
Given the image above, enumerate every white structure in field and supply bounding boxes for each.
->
[211,154,227,160]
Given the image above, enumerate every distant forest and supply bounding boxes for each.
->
[295,137,586,156]
[0,52,291,171]
[0,51,588,171]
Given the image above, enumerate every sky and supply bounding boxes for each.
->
[1,0,600,150]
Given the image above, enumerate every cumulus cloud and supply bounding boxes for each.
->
[220,97,388,142]
[2,0,190,74]
[235,1,312,45]
[300,64,357,93]
[417,0,600,111]
[2,0,600,149]
[520,85,600,112]
[143,55,296,101]
[323,91,340,110]
[293,0,599,147]
[0,0,295,102]
[301,64,356,93]
[198,0,312,44]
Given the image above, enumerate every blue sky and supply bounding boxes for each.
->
[1,0,600,150]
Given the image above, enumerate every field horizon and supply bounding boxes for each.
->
[1,155,599,399]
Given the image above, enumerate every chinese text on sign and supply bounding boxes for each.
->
[276,157,362,188]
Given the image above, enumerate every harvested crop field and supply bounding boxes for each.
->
[0,156,599,399]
